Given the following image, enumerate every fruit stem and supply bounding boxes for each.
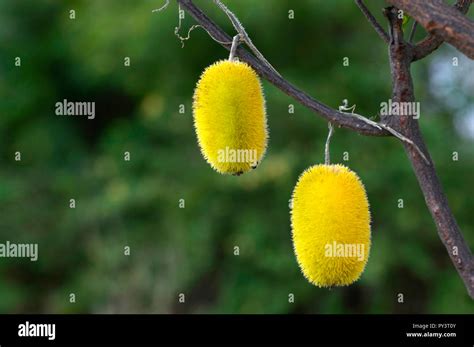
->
[228,34,241,61]
[325,122,334,165]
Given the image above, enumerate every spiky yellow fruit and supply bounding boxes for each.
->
[193,60,268,175]
[290,164,371,287]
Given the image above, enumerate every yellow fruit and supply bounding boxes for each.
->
[290,164,371,287]
[193,60,268,175]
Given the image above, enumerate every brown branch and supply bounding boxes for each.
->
[354,0,390,43]
[176,0,388,137]
[387,0,474,60]
[174,0,474,298]
[384,7,474,298]
[413,0,472,61]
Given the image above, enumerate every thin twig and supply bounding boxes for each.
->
[354,0,390,43]
[345,112,381,130]
[155,2,233,47]
[177,24,233,47]
[340,109,429,164]
[175,24,200,47]
[337,99,427,163]
[378,122,429,164]
[152,0,170,12]
[409,21,418,43]
[174,3,192,47]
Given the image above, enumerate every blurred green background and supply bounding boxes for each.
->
[0,0,473,313]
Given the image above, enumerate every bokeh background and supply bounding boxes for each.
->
[0,0,473,313]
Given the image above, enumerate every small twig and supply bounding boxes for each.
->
[378,122,429,164]
[155,2,233,47]
[324,123,334,165]
[152,0,170,12]
[339,99,381,131]
[174,3,191,47]
[176,24,233,47]
[354,0,390,43]
[346,112,382,131]
[409,21,418,43]
[338,100,428,164]
[175,24,201,47]
[178,24,233,47]
[153,0,190,47]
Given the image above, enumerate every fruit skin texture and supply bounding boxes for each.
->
[193,60,268,175]
[290,164,371,287]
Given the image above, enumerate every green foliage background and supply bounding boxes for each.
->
[0,0,473,313]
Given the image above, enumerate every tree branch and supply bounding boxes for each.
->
[176,0,388,137]
[387,0,474,60]
[173,0,474,297]
[412,0,472,61]
[354,0,390,43]
[384,7,474,298]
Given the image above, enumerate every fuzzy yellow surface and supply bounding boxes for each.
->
[290,164,371,287]
[193,60,268,175]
